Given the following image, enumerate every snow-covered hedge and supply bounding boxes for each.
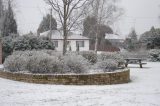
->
[4,51,126,74]
[27,55,65,74]
[98,52,124,64]
[4,51,63,73]
[2,35,55,63]
[63,54,90,73]
[4,51,89,74]
[149,49,160,62]
[95,59,118,72]
[4,54,27,72]
[2,35,18,62]
[79,51,97,64]
[13,35,55,51]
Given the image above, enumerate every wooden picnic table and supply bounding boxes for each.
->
[124,58,147,68]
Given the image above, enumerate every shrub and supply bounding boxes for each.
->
[4,51,124,74]
[4,51,65,73]
[2,34,18,62]
[26,54,64,74]
[149,49,160,62]
[98,52,124,64]
[4,51,89,74]
[95,59,118,72]
[79,51,97,64]
[2,34,55,63]
[42,50,63,58]
[63,54,90,73]
[4,54,27,72]
[13,35,55,51]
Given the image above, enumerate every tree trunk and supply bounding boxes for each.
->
[63,1,67,55]
[95,33,98,53]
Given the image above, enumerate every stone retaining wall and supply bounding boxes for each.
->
[0,69,130,85]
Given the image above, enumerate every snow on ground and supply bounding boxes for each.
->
[0,62,160,106]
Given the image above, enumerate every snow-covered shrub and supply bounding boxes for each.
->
[98,52,124,64]
[95,59,118,72]
[42,50,63,58]
[4,51,65,73]
[26,54,64,74]
[13,35,55,51]
[4,51,123,74]
[63,54,90,73]
[2,35,55,63]
[4,54,27,72]
[149,49,160,62]
[2,34,18,62]
[79,51,97,64]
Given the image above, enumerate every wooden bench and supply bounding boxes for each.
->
[124,58,147,68]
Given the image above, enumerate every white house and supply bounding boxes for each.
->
[40,30,90,51]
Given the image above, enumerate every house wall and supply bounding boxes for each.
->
[54,40,63,51]
[54,40,89,51]
[68,40,89,51]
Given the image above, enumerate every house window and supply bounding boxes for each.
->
[53,41,58,47]
[76,41,85,47]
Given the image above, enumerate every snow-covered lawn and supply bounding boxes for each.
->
[0,62,160,106]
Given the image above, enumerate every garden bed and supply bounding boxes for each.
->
[0,69,130,85]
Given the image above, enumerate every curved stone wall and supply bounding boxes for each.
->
[0,69,130,85]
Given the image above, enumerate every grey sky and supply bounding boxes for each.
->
[15,0,160,36]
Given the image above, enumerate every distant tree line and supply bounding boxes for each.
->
[124,26,160,52]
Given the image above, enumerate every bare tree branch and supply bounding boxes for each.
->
[44,0,89,55]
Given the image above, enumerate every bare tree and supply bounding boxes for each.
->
[86,0,123,52]
[44,0,89,55]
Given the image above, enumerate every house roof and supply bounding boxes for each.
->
[40,30,89,40]
[105,34,125,40]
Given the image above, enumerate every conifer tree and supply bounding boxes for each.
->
[2,0,17,37]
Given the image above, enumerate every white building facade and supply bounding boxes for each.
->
[40,30,90,51]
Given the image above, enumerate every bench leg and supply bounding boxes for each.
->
[125,60,129,67]
[125,64,128,67]
[140,64,143,68]
[139,60,143,68]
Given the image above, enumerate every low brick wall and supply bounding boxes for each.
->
[0,69,130,85]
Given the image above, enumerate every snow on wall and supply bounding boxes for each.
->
[0,69,130,85]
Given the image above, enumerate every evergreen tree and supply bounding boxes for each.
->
[2,0,17,37]
[140,26,160,49]
[0,0,4,18]
[37,14,57,34]
[0,0,4,35]
[129,29,138,42]
[125,29,138,51]
[150,26,157,37]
